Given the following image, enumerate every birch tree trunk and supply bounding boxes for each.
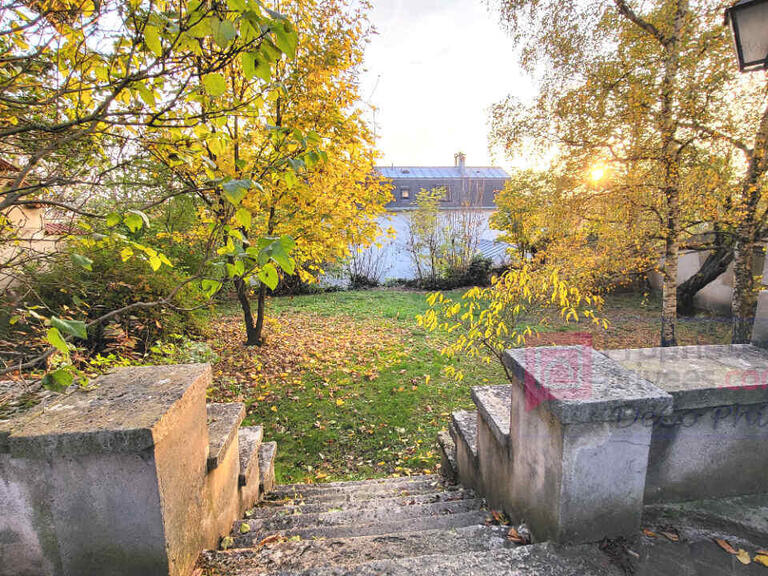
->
[731,97,768,342]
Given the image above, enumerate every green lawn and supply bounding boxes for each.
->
[207,288,730,484]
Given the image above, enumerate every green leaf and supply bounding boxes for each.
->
[270,241,295,275]
[279,234,296,252]
[258,263,279,290]
[284,170,297,189]
[201,279,222,298]
[106,213,121,227]
[51,316,87,340]
[211,18,236,48]
[250,56,272,82]
[144,25,163,57]
[227,259,245,278]
[46,327,69,356]
[124,212,143,233]
[241,52,257,80]
[234,208,252,230]
[272,20,297,59]
[222,179,251,205]
[71,253,93,271]
[42,368,73,393]
[203,73,227,97]
[124,209,149,233]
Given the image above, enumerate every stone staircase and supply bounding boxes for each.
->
[206,402,277,518]
[198,475,624,576]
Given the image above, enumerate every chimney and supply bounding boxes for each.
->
[454,152,466,171]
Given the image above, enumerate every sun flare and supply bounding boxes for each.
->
[590,163,607,183]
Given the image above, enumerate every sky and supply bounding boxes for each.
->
[360,0,536,170]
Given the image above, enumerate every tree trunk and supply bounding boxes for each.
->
[676,244,733,315]
[660,232,679,347]
[657,0,687,347]
[731,96,768,343]
[732,234,757,343]
[235,276,261,346]
[253,284,267,345]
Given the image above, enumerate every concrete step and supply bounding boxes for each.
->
[207,402,246,471]
[232,510,492,546]
[201,525,514,575]
[470,386,512,447]
[450,410,480,490]
[237,426,263,516]
[237,426,263,488]
[437,430,457,482]
[205,542,621,576]
[259,441,276,496]
[273,474,442,493]
[242,498,485,534]
[644,492,768,543]
[267,475,451,503]
[450,410,477,460]
[247,487,477,519]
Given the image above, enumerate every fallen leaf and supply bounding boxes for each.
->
[643,529,657,538]
[660,530,679,542]
[220,536,234,550]
[736,549,751,565]
[715,538,737,555]
[508,527,524,543]
[754,555,768,567]
[757,550,768,556]
[257,534,284,548]
[239,522,251,534]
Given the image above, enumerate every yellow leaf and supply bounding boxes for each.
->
[335,398,344,406]
[270,405,278,412]
[754,555,768,567]
[736,549,751,565]
[239,522,251,534]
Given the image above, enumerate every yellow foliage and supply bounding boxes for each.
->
[417,266,604,382]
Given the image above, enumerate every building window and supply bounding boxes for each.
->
[401,188,410,199]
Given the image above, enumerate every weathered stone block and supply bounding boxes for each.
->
[497,346,673,543]
[0,364,212,576]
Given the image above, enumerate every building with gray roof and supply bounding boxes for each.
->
[377,153,510,210]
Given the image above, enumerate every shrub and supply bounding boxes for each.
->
[28,245,209,360]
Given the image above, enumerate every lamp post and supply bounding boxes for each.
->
[725,0,768,72]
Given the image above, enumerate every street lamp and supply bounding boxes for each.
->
[725,0,768,72]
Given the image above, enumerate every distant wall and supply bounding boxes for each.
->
[360,209,505,282]
[0,206,61,290]
[647,247,765,315]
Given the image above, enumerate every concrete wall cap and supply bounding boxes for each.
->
[605,344,768,410]
[503,346,673,424]
[6,363,211,458]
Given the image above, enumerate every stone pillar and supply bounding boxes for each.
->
[500,346,672,544]
[0,364,212,576]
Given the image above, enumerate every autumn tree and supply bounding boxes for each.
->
[152,0,388,346]
[0,0,298,383]
[490,0,757,346]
